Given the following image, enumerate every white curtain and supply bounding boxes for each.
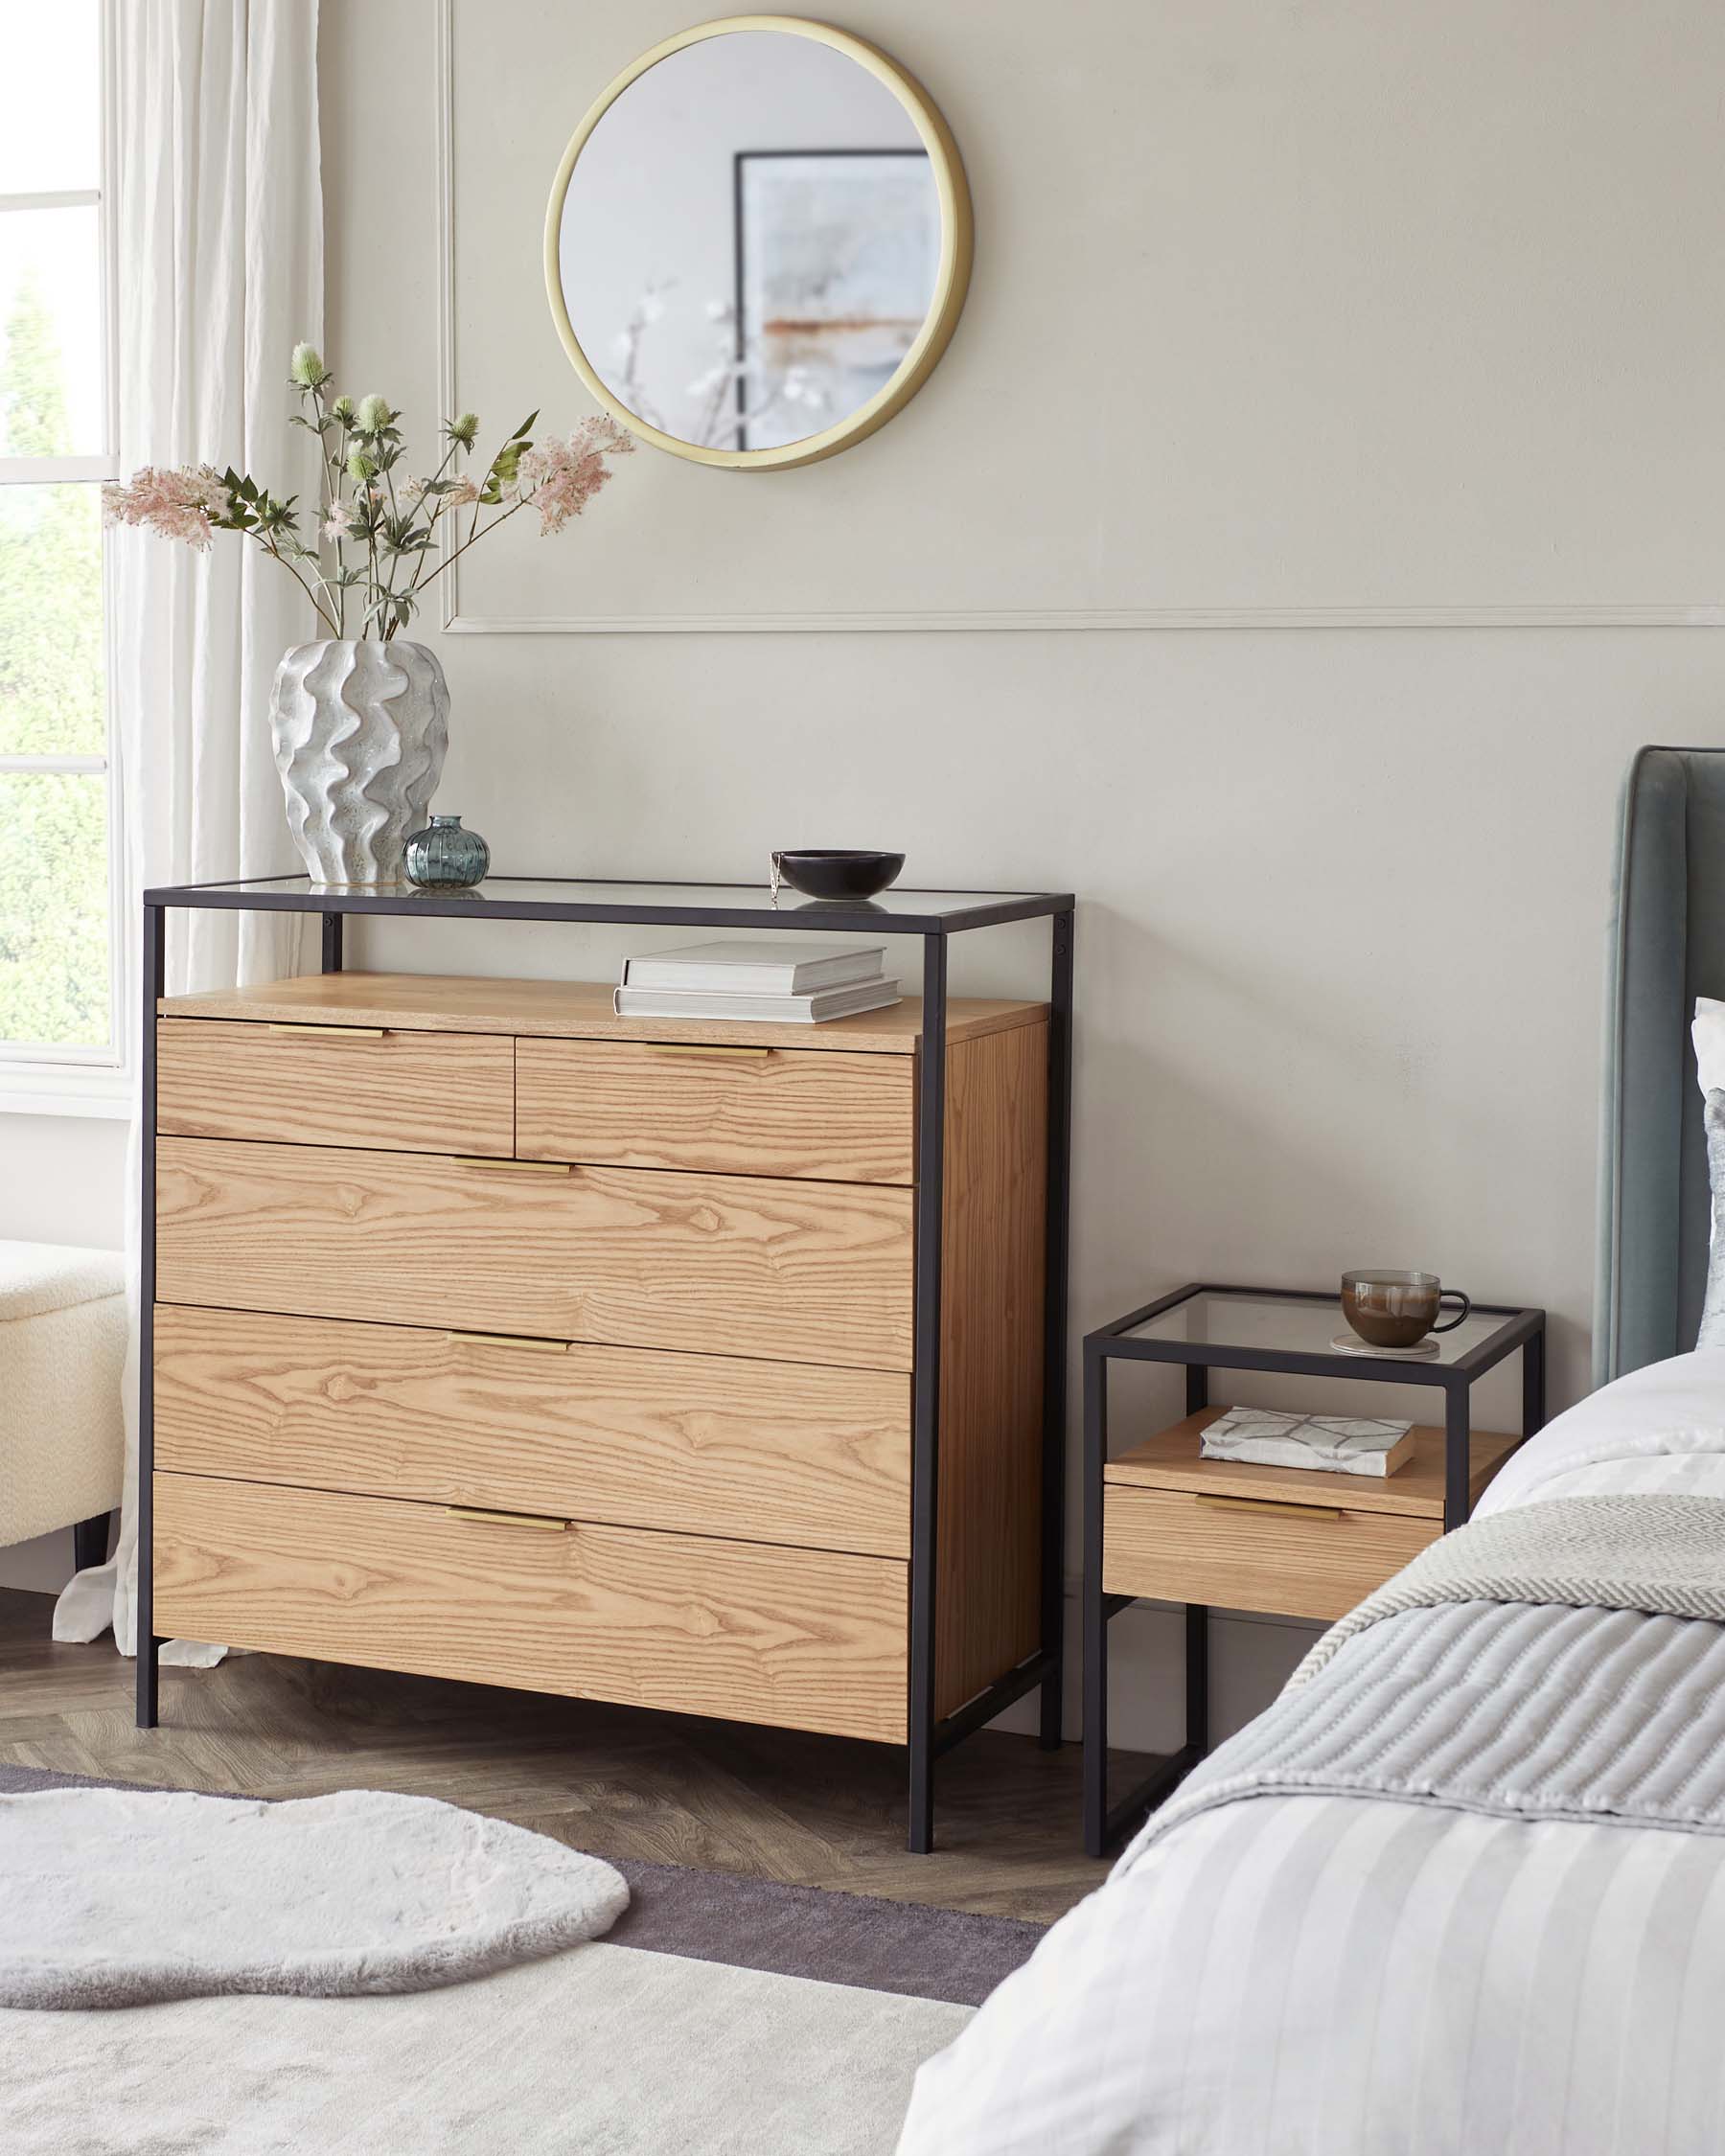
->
[55,0,323,1656]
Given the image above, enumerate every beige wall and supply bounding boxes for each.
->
[8,4,1723,1740]
[305,0,1725,1743]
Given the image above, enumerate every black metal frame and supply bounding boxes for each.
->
[134,875,1075,1855]
[1082,1281,1547,1857]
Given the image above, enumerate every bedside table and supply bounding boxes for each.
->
[1082,1283,1546,1855]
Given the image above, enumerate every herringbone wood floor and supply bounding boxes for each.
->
[0,1587,1106,1923]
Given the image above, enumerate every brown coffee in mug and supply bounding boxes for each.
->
[1341,1271,1472,1349]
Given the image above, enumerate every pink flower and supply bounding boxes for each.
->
[516,417,633,537]
[321,500,356,541]
[101,463,226,549]
[446,476,480,509]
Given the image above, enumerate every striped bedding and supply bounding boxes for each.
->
[898,1349,1725,2156]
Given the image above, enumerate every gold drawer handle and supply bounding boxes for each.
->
[1194,1493,1343,1522]
[634,1043,772,1059]
[446,1330,569,1354]
[265,1021,388,1039]
[447,1505,570,1532]
[455,1156,573,1174]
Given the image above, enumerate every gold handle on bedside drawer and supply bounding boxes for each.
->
[635,1043,772,1059]
[446,1505,570,1532]
[445,1330,569,1354]
[265,1021,388,1038]
[1194,1493,1344,1522]
[454,1156,574,1174]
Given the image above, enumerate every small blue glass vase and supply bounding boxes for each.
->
[404,813,490,890]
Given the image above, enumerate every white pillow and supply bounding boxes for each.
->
[1698,1001,1725,1342]
[1695,998,1725,1095]
[1701,1090,1725,1348]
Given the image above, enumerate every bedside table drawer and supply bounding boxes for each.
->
[517,1037,913,1184]
[157,1020,514,1157]
[1103,1483,1437,1623]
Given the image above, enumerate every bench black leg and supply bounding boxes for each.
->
[72,1510,115,1572]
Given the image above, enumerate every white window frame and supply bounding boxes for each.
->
[0,0,127,1118]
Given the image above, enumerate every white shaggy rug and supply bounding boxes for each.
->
[0,1786,628,2008]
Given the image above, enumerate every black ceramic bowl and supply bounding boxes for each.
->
[774,849,905,901]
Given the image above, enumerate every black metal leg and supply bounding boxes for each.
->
[1040,908,1073,1751]
[1082,1343,1109,1854]
[1523,1327,1546,1440]
[1186,1602,1210,1755]
[1185,1363,1209,1416]
[137,902,164,1732]
[908,932,947,1853]
[1084,1342,1208,1858]
[321,910,343,973]
[72,1511,114,1572]
[1443,1380,1471,1531]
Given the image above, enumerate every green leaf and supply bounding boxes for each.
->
[509,410,539,442]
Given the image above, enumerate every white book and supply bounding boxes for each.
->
[1199,1408,1415,1479]
[620,940,886,996]
[613,978,901,1024]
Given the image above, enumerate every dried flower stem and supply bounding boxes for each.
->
[102,343,630,642]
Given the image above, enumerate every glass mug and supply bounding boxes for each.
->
[1340,1270,1472,1350]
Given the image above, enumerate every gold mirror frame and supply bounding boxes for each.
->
[543,14,974,471]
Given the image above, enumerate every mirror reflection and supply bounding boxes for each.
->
[555,31,944,455]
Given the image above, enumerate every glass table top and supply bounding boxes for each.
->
[143,877,1070,930]
[1118,1289,1518,1366]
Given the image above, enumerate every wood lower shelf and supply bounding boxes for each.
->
[1104,1408,1519,1519]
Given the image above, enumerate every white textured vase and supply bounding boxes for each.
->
[268,639,450,884]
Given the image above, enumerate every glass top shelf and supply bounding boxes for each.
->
[142,876,1072,934]
[1115,1288,1527,1369]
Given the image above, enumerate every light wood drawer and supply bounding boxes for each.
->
[1103,1483,1437,1623]
[154,1137,913,1370]
[517,1036,913,1184]
[157,1019,513,1157]
[152,1305,910,1557]
[153,1473,908,1742]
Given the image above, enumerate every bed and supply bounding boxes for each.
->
[898,747,1725,2155]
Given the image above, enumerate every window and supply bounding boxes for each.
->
[0,0,122,1113]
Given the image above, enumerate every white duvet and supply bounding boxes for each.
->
[899,1351,1725,2156]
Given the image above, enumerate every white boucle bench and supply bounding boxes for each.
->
[0,1240,126,1571]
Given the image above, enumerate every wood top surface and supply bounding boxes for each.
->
[158,973,1048,1053]
[1105,1409,1520,1519]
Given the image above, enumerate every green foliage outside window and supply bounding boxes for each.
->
[0,275,110,1051]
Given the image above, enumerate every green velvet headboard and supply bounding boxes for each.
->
[1596,745,1725,1386]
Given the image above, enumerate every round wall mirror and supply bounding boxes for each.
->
[544,16,973,470]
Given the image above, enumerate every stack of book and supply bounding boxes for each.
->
[613,940,901,1023]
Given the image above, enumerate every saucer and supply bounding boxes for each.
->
[1329,1332,1440,1361]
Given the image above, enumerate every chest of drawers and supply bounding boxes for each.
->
[138,935,1069,1851]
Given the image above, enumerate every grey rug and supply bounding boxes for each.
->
[0,1765,1044,2007]
[0,1767,1000,2154]
[1,1943,971,2155]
